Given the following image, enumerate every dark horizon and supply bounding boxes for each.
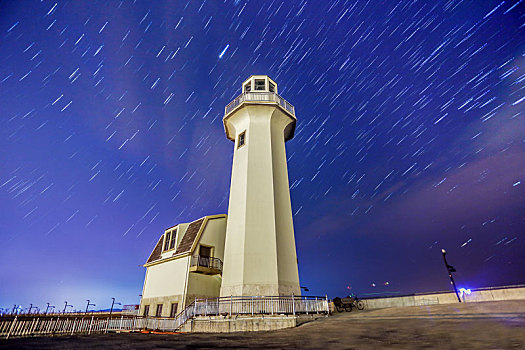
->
[1,0,524,311]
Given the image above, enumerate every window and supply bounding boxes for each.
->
[170,303,178,318]
[156,304,163,317]
[269,82,276,92]
[254,79,265,91]
[244,82,251,92]
[143,305,150,317]
[169,229,177,250]
[164,232,171,251]
[237,131,246,149]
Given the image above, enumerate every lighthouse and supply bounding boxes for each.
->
[220,75,301,297]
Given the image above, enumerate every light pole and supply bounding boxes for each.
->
[85,300,96,314]
[63,301,73,313]
[45,303,55,314]
[109,297,121,317]
[441,249,461,302]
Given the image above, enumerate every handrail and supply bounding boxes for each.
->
[190,255,223,272]
[0,296,329,338]
[225,92,295,116]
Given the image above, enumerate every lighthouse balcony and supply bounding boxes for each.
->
[190,255,223,275]
[225,92,295,117]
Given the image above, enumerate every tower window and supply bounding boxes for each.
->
[164,232,171,251]
[254,79,265,91]
[244,82,251,92]
[169,229,177,250]
[143,305,150,316]
[238,131,246,148]
[269,82,276,92]
[156,304,163,317]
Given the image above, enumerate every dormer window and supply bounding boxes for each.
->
[164,232,171,251]
[254,79,265,91]
[169,229,177,250]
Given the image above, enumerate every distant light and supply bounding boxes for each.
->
[513,181,521,187]
[459,288,471,297]
[218,44,230,59]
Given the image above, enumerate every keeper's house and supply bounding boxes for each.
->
[140,214,226,318]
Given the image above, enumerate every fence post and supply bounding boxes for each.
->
[306,299,308,315]
[6,315,17,339]
[325,295,329,314]
[205,299,208,317]
[88,316,94,335]
[119,315,123,332]
[229,295,232,316]
[271,296,274,315]
[251,296,254,316]
[105,317,109,333]
[292,294,295,316]
[71,318,77,335]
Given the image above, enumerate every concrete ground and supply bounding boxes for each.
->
[2,300,524,349]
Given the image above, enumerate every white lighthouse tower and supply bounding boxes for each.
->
[220,75,301,297]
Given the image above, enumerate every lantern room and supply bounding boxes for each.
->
[242,75,278,94]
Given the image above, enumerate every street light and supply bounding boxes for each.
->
[85,300,96,314]
[63,301,73,313]
[109,297,121,317]
[45,303,55,314]
[300,286,309,292]
[441,249,461,302]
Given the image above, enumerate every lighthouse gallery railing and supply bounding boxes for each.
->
[225,92,295,116]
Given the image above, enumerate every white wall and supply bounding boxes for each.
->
[142,256,189,299]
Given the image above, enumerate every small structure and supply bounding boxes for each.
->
[140,214,226,317]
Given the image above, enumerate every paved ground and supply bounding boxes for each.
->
[2,300,524,349]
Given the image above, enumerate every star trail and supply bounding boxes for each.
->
[0,0,524,311]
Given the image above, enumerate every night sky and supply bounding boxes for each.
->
[1,0,524,312]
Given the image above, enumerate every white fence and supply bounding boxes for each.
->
[1,295,329,339]
[0,315,137,339]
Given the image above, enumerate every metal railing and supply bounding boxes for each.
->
[1,295,329,338]
[191,295,329,317]
[225,92,295,116]
[190,255,223,272]
[0,315,137,339]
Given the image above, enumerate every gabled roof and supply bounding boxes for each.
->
[144,214,226,266]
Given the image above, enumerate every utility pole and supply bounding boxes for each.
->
[441,249,461,302]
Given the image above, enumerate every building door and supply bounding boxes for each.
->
[199,245,212,267]
[170,303,178,318]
